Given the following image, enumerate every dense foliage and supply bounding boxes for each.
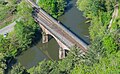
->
[0,0,17,29]
[10,63,28,74]
[0,52,7,74]
[38,0,67,18]
[77,0,120,52]
[0,0,17,21]
[27,0,120,74]
[0,0,120,74]
[27,46,120,74]
[0,0,39,74]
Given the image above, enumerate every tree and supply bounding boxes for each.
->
[0,0,39,73]
[38,0,66,18]
[56,0,67,16]
[28,60,58,74]
[102,34,117,54]
[71,51,120,74]
[0,34,18,57]
[16,0,32,20]
[5,0,17,5]
[0,53,7,74]
[15,0,39,51]
[11,63,28,74]
[0,4,12,21]
[14,21,35,51]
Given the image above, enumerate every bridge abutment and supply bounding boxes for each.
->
[42,32,48,43]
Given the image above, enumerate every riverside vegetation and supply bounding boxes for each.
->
[0,0,120,74]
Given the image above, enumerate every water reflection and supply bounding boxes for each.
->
[16,36,59,69]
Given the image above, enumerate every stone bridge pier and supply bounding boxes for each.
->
[39,23,69,59]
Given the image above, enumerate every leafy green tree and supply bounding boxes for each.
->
[0,53,7,74]
[71,51,120,74]
[16,0,32,20]
[5,0,17,5]
[38,0,66,18]
[77,0,119,51]
[0,0,4,4]
[0,0,39,73]
[1,0,120,74]
[102,34,117,54]
[11,63,28,74]
[0,35,17,56]
[0,4,12,21]
[14,21,35,51]
[75,0,120,73]
[56,0,66,16]
[28,60,58,74]
[15,0,39,51]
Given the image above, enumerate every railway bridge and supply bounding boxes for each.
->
[27,0,88,59]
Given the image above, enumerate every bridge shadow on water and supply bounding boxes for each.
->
[49,15,89,45]
[31,28,54,45]
[59,22,89,45]
[33,11,89,45]
[32,0,89,45]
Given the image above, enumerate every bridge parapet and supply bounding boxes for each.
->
[27,0,88,49]
[27,0,89,55]
[37,8,88,50]
[34,16,73,48]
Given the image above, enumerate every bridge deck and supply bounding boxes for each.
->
[35,11,87,51]
[27,0,88,51]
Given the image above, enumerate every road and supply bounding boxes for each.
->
[0,22,16,35]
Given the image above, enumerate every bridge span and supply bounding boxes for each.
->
[27,0,88,59]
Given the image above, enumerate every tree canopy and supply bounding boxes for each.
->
[27,0,120,74]
[38,0,67,18]
[0,0,119,74]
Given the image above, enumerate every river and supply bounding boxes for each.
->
[16,0,90,69]
[58,0,90,44]
[15,36,59,69]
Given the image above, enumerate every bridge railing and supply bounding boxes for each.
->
[27,0,88,50]
[40,9,88,50]
[27,0,74,48]
[33,16,73,48]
